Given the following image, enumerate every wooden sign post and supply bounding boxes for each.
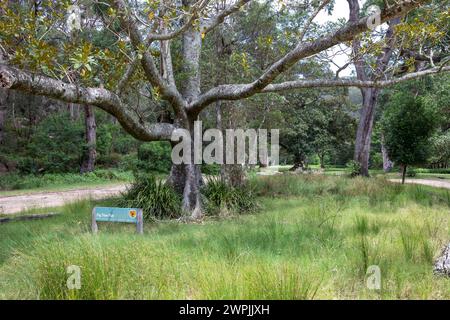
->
[92,207,144,234]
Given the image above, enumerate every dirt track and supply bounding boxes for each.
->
[0,184,128,215]
[388,179,450,190]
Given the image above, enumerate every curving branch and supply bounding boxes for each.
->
[111,0,187,118]
[0,64,175,141]
[201,0,252,34]
[147,0,211,41]
[260,65,450,92]
[189,0,429,112]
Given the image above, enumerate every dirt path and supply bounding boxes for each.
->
[0,184,129,215]
[389,179,450,190]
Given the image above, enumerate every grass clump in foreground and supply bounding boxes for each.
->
[0,175,450,299]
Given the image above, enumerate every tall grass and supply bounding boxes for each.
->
[117,174,181,220]
[1,174,450,299]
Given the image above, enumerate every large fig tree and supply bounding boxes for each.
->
[0,0,448,218]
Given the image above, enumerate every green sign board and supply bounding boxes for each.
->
[92,207,143,234]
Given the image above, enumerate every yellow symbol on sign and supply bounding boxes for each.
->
[129,210,137,218]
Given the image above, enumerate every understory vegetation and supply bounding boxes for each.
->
[0,169,133,191]
[116,174,258,220]
[1,175,449,300]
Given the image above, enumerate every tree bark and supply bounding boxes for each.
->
[290,154,307,171]
[354,88,378,176]
[381,132,394,172]
[401,164,407,184]
[166,116,204,219]
[348,0,399,177]
[319,153,325,169]
[80,105,97,173]
[0,89,7,145]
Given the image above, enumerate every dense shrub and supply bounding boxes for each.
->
[19,113,84,174]
[137,142,172,173]
[117,174,181,220]
[201,177,258,216]
[201,164,221,175]
[406,167,417,177]
[346,160,361,177]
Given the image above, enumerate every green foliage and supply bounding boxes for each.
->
[201,164,221,175]
[117,174,181,220]
[406,167,417,178]
[201,177,258,216]
[346,160,362,178]
[0,169,133,191]
[19,113,84,174]
[382,93,437,168]
[428,132,450,167]
[370,152,383,170]
[415,168,450,175]
[136,142,172,173]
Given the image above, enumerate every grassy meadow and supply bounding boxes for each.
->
[0,174,449,299]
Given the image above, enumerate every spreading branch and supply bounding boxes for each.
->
[260,65,450,92]
[111,0,187,118]
[201,0,252,34]
[189,0,430,112]
[0,64,175,141]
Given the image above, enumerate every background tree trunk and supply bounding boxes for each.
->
[381,132,394,172]
[401,164,407,184]
[319,153,325,169]
[354,88,378,176]
[290,153,307,172]
[349,0,399,176]
[80,105,97,173]
[0,89,7,145]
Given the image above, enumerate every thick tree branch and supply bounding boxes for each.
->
[0,64,175,141]
[189,0,429,112]
[201,0,252,34]
[259,65,450,92]
[147,0,210,41]
[112,0,187,118]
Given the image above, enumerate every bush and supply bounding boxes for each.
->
[406,167,417,177]
[117,174,181,220]
[137,142,172,173]
[201,164,221,175]
[346,160,361,177]
[18,113,84,174]
[201,177,258,216]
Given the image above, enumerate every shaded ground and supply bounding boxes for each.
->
[389,179,450,190]
[0,184,128,215]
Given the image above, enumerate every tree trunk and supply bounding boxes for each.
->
[290,154,307,171]
[0,89,6,145]
[401,164,407,184]
[381,132,394,172]
[319,153,325,169]
[80,105,97,173]
[354,88,378,177]
[349,0,400,177]
[167,116,204,220]
[68,103,80,121]
[167,163,204,219]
